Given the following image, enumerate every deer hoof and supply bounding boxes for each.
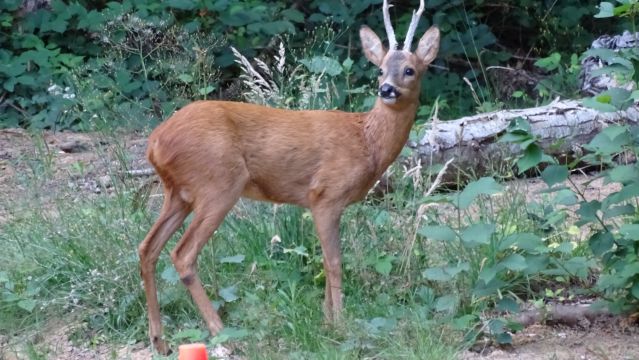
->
[153,337,171,355]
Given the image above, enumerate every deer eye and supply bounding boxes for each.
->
[404,67,415,76]
[378,68,384,76]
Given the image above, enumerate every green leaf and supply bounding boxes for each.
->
[423,267,450,281]
[594,2,615,18]
[248,20,295,35]
[281,8,304,23]
[524,254,550,275]
[374,255,394,276]
[300,56,342,76]
[608,165,639,184]
[342,57,354,72]
[585,125,628,156]
[367,317,397,333]
[18,299,36,312]
[603,204,635,220]
[283,245,308,257]
[619,224,639,240]
[517,144,542,173]
[0,61,26,77]
[497,297,519,313]
[452,314,478,330]
[488,318,506,334]
[555,242,574,254]
[576,200,601,224]
[541,165,568,187]
[589,231,615,256]
[499,254,527,271]
[553,189,578,206]
[16,75,36,86]
[210,327,249,346]
[418,225,457,242]
[423,262,469,281]
[583,88,632,112]
[161,266,179,285]
[534,52,561,71]
[563,257,594,278]
[604,183,639,208]
[460,223,495,247]
[583,96,617,112]
[506,117,532,135]
[167,0,196,10]
[457,177,503,209]
[632,283,639,299]
[219,285,239,302]
[495,332,513,344]
[21,34,44,49]
[178,73,193,83]
[77,10,104,31]
[219,254,245,264]
[0,0,20,11]
[620,262,639,279]
[435,294,458,313]
[478,266,498,283]
[198,85,215,95]
[0,271,8,282]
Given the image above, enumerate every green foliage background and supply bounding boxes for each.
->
[0,0,623,129]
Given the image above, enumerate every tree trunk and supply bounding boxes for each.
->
[409,100,639,176]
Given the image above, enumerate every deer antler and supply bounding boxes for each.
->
[403,0,425,51]
[382,0,398,50]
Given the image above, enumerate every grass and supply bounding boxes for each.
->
[0,133,464,359]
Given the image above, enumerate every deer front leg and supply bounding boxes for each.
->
[311,204,344,322]
[139,192,189,355]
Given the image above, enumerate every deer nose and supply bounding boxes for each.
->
[379,83,398,99]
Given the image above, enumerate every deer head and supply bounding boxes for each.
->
[359,0,440,108]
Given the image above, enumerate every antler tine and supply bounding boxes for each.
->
[382,0,398,50]
[403,0,425,51]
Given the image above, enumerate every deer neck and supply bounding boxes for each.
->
[363,98,418,176]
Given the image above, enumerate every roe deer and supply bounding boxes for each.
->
[139,0,439,353]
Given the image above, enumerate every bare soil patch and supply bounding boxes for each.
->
[0,128,151,224]
[463,319,639,360]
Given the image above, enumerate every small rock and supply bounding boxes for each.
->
[98,175,112,188]
[211,345,232,358]
[59,140,89,153]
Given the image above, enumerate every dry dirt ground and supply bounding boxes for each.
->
[1,128,638,360]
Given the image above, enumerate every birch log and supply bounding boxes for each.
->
[409,100,639,175]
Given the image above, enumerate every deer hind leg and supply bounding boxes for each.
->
[170,173,248,337]
[311,203,345,323]
[139,189,190,354]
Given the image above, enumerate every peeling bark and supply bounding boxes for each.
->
[409,100,639,175]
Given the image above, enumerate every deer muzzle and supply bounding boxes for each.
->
[379,83,400,104]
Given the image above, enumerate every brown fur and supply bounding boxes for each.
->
[138,21,440,355]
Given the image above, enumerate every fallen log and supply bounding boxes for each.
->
[514,303,611,328]
[409,99,639,176]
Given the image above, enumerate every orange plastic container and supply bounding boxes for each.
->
[178,343,208,360]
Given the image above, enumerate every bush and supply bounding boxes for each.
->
[0,0,622,129]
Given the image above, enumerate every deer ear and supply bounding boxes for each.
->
[415,26,440,68]
[360,26,386,67]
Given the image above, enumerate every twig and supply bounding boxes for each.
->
[401,157,455,276]
[126,168,156,177]
[424,157,455,197]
